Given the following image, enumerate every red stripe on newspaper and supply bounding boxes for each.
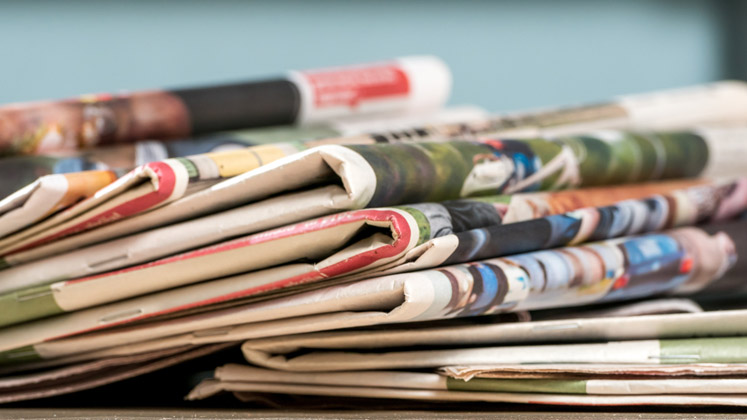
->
[5,162,177,255]
[64,208,408,286]
[302,63,410,109]
[48,209,412,340]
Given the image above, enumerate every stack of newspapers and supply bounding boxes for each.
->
[2,56,747,407]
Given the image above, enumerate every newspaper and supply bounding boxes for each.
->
[9,79,742,199]
[0,106,486,257]
[0,179,703,290]
[0,145,306,258]
[186,312,747,406]
[338,177,747,281]
[231,307,747,358]
[0,56,452,155]
[313,80,747,144]
[2,80,747,406]
[240,331,747,372]
[533,297,705,319]
[201,383,747,406]
[0,106,488,200]
[0,343,230,404]
[2,83,747,256]
[0,177,740,328]
[443,363,747,380]
[0,218,743,364]
[0,297,734,403]
[199,363,747,394]
[0,170,116,238]
[187,365,747,406]
[0,129,719,270]
[187,310,747,406]
[0,107,488,249]
[4,78,747,159]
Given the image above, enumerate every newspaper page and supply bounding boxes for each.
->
[0,130,716,268]
[0,170,116,238]
[1,176,742,331]
[0,145,309,256]
[187,365,747,407]
[0,106,487,199]
[0,218,744,364]
[0,56,451,155]
[0,177,721,324]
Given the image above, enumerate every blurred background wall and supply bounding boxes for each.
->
[1,0,744,112]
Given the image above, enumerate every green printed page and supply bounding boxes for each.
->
[0,284,63,327]
[447,377,587,394]
[659,337,747,364]
[348,132,709,208]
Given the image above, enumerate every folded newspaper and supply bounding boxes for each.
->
[1,177,742,328]
[0,128,720,270]
[3,78,747,186]
[0,145,287,258]
[0,170,117,238]
[0,343,233,404]
[187,307,747,407]
[0,56,452,155]
[0,216,744,368]
[4,82,747,258]
[0,105,488,199]
[0,177,704,292]
[0,106,488,242]
[0,301,707,404]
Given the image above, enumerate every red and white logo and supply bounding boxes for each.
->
[301,64,411,109]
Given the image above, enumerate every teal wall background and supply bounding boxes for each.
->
[0,0,742,112]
